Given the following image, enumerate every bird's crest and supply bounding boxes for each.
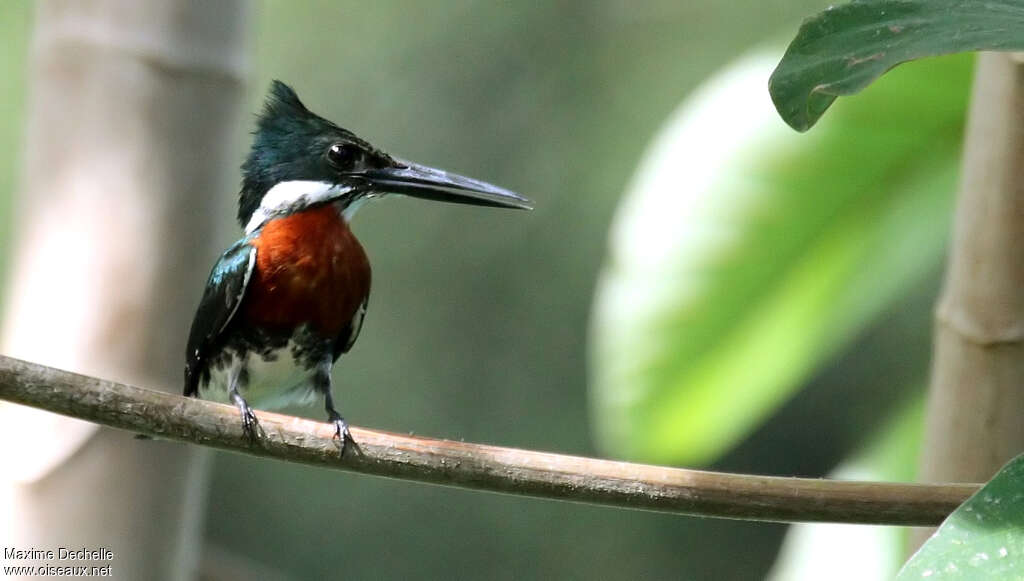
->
[238,80,359,227]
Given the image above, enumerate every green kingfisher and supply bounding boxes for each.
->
[184,80,531,451]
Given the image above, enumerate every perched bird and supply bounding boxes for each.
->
[184,80,531,451]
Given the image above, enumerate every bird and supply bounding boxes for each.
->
[184,80,531,452]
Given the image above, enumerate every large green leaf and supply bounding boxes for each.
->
[898,454,1024,579]
[771,0,1024,131]
[589,50,970,465]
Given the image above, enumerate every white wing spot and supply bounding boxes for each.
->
[218,248,257,335]
[345,299,368,351]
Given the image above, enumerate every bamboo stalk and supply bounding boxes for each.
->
[0,2,247,578]
[914,53,1024,546]
[0,354,977,526]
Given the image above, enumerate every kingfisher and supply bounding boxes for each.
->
[184,80,531,452]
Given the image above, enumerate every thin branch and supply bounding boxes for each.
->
[0,354,977,526]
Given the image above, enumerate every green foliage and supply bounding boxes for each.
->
[590,51,970,465]
[899,454,1024,579]
[770,0,1024,131]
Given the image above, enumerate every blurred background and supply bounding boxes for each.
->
[0,1,974,579]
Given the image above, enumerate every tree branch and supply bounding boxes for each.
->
[0,354,976,526]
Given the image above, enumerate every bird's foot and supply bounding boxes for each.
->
[230,390,264,445]
[238,403,265,445]
[328,411,357,458]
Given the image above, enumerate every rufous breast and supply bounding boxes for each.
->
[243,203,371,336]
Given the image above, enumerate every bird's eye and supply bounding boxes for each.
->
[326,143,358,168]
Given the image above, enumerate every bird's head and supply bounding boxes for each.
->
[239,80,532,232]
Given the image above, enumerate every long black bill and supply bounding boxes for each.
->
[361,160,533,210]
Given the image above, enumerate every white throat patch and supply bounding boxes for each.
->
[245,180,354,234]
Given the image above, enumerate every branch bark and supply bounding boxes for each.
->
[0,354,977,526]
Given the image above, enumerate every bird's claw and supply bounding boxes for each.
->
[329,413,356,458]
[239,404,265,445]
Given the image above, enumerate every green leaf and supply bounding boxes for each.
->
[898,453,1024,579]
[770,0,1024,131]
[589,50,970,465]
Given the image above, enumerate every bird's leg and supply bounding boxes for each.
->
[314,361,355,457]
[229,367,263,444]
[324,391,354,456]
